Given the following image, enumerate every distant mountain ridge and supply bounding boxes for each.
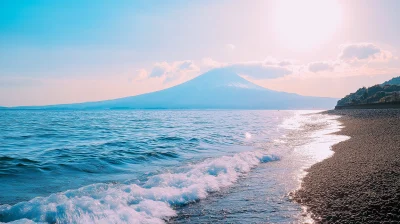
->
[9,69,338,110]
[382,76,400,86]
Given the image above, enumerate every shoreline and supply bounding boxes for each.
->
[294,109,400,223]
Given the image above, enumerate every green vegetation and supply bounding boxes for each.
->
[337,77,400,106]
[382,76,400,85]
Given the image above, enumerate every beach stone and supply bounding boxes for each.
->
[293,109,400,223]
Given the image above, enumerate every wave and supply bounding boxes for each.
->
[0,151,279,224]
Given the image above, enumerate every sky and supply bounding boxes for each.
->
[1,0,400,106]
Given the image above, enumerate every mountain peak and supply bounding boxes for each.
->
[184,68,264,90]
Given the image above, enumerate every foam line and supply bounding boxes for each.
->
[0,151,279,223]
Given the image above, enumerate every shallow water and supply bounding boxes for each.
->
[0,110,347,223]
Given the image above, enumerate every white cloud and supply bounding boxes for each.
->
[226,62,292,79]
[339,43,393,62]
[201,57,225,69]
[176,60,199,71]
[149,62,171,78]
[278,60,292,67]
[139,42,397,86]
[201,57,293,80]
[304,43,396,74]
[133,69,149,81]
[308,61,335,73]
[263,57,293,67]
[145,60,200,82]
[225,44,236,51]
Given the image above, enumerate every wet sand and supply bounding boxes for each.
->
[294,109,400,223]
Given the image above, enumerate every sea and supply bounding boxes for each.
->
[0,110,348,224]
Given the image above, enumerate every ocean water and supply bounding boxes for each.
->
[0,110,348,223]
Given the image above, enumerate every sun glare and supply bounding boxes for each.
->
[273,0,342,50]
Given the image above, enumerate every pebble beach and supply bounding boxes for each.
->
[295,109,400,223]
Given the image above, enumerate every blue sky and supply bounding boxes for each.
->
[1,0,400,106]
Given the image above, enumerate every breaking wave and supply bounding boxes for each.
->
[0,151,279,223]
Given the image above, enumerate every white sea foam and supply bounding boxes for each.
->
[280,111,350,168]
[280,110,327,130]
[278,111,350,224]
[0,151,279,224]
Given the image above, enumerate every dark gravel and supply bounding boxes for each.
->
[294,109,400,223]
